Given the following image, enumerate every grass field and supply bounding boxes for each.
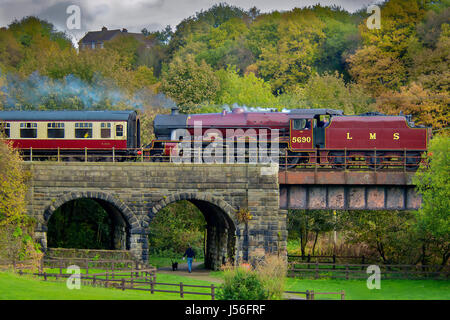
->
[0,271,215,300]
[1,270,448,300]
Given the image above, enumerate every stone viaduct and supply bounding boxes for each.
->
[23,162,421,269]
[24,162,282,270]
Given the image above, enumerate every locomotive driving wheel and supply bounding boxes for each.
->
[328,151,347,170]
[366,151,385,170]
[279,149,300,169]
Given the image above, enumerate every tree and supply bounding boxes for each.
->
[413,134,450,266]
[287,209,336,257]
[0,141,42,264]
[257,9,326,93]
[409,23,450,93]
[148,201,206,256]
[347,45,407,96]
[339,210,422,264]
[294,72,374,114]
[375,83,449,129]
[161,54,220,113]
[214,66,277,107]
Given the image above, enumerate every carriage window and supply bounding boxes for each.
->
[20,123,38,138]
[1,123,10,138]
[116,124,124,137]
[75,122,93,138]
[47,123,65,138]
[292,119,310,130]
[101,123,111,138]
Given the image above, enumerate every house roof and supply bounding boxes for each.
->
[79,28,153,45]
[80,29,122,43]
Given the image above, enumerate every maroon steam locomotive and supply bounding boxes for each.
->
[149,107,431,170]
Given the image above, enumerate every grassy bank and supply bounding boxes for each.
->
[0,271,214,300]
[1,270,448,300]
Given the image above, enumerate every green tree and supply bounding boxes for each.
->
[161,54,220,113]
[148,201,206,256]
[413,134,450,265]
[214,66,277,107]
[0,141,42,264]
[294,72,374,114]
[288,209,336,257]
[257,9,326,93]
[339,210,422,264]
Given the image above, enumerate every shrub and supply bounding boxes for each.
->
[216,265,268,300]
[254,255,287,300]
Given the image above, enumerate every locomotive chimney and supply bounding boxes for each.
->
[171,107,179,115]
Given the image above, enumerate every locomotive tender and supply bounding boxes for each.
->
[0,108,430,169]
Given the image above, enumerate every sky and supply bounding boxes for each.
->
[0,0,380,45]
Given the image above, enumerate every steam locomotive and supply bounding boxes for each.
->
[0,108,430,169]
[149,107,431,170]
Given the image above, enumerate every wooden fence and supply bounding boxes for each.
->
[1,259,345,300]
[288,261,450,280]
[288,254,372,265]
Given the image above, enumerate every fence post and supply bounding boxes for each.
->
[86,259,89,275]
[44,272,47,281]
[121,278,125,291]
[112,147,115,163]
[150,276,154,294]
[93,275,96,286]
[85,147,88,162]
[306,290,310,300]
[310,290,315,300]
[211,284,215,300]
[57,147,60,162]
[341,290,345,300]
[333,255,336,270]
[345,265,349,280]
[361,255,365,270]
[315,261,319,279]
[30,147,33,162]
[180,282,184,298]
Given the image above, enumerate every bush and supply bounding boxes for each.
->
[216,265,268,300]
[255,255,287,300]
[217,255,287,300]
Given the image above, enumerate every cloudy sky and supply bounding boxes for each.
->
[0,0,379,45]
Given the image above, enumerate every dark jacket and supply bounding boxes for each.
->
[183,247,195,258]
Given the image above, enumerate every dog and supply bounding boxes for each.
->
[171,260,178,271]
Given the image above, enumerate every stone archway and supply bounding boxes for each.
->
[145,192,238,270]
[40,191,143,259]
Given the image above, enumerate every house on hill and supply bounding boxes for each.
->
[78,26,154,50]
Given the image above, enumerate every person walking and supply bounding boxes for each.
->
[183,244,196,273]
